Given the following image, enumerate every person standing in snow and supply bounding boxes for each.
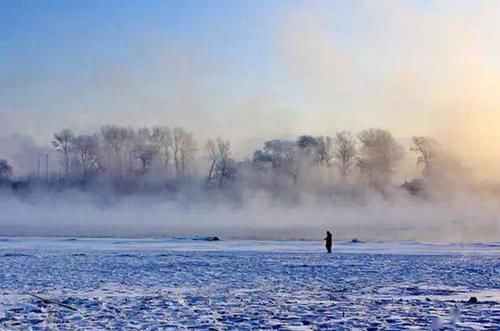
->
[324,230,333,253]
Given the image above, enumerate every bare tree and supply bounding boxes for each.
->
[151,126,172,176]
[205,139,218,184]
[205,138,234,187]
[171,127,196,178]
[52,129,75,177]
[410,136,440,178]
[132,128,156,175]
[73,135,102,181]
[100,125,134,177]
[357,128,404,188]
[0,159,13,180]
[316,136,334,167]
[333,131,357,179]
[133,146,155,175]
[171,128,182,177]
[215,138,233,187]
[410,136,471,186]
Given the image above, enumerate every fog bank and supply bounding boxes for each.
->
[1,189,498,242]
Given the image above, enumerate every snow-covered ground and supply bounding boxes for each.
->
[0,238,498,330]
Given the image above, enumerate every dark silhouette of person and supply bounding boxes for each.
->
[325,230,333,253]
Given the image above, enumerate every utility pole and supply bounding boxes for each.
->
[37,154,41,179]
[46,154,49,181]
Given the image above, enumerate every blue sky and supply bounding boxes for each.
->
[0,0,286,84]
[1,0,280,73]
[2,0,500,177]
[1,0,291,132]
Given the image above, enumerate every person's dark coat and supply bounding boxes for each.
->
[325,231,333,253]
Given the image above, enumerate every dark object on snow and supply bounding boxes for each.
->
[193,236,220,241]
[351,238,363,243]
[324,231,333,253]
[467,296,478,304]
[28,293,78,312]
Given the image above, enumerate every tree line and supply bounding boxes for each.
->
[51,126,196,181]
[0,125,467,196]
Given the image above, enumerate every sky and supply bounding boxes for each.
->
[2,0,500,178]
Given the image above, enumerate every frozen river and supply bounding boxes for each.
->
[0,238,499,330]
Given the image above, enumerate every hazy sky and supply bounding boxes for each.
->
[2,0,500,177]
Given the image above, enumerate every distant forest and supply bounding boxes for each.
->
[0,125,474,201]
